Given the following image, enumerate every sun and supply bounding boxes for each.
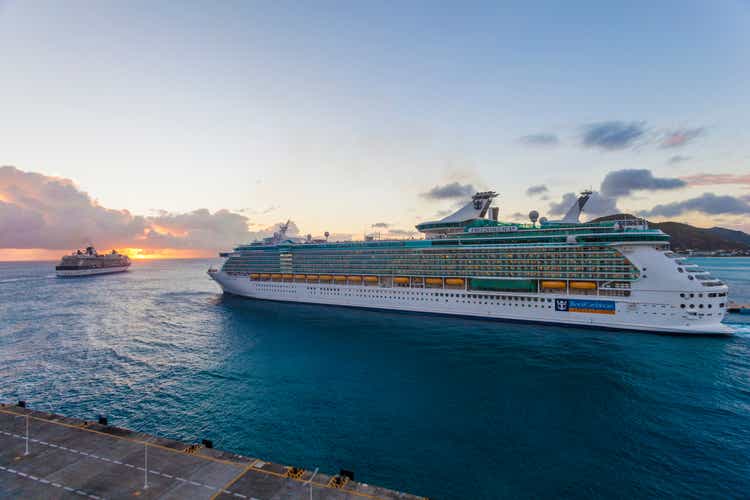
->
[118,248,153,259]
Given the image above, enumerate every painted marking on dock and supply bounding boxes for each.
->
[210,464,252,500]
[0,407,240,467]
[0,466,104,500]
[0,429,232,494]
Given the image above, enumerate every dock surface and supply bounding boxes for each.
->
[0,404,422,500]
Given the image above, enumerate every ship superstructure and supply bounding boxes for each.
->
[209,191,730,334]
[55,246,131,277]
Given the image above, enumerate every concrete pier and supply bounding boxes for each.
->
[0,403,423,499]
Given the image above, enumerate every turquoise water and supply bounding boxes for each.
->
[1,257,749,499]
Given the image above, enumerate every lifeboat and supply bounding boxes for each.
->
[333,276,347,282]
[570,281,597,290]
[260,273,271,279]
[445,278,464,287]
[364,276,378,283]
[425,278,443,286]
[271,273,282,280]
[250,273,260,280]
[393,277,409,284]
[541,281,566,289]
[319,275,332,281]
[412,277,424,283]
[347,276,362,283]
[306,275,319,281]
[294,274,306,280]
[282,274,294,280]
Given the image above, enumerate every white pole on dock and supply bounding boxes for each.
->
[24,415,29,456]
[305,467,318,500]
[144,444,148,489]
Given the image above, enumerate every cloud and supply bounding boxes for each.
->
[421,182,476,200]
[0,165,288,251]
[520,133,558,146]
[144,209,276,249]
[681,173,750,186]
[600,169,686,198]
[548,191,619,218]
[667,155,690,164]
[660,128,704,148]
[640,193,750,217]
[582,121,645,150]
[525,184,549,196]
[371,222,390,228]
[0,166,149,249]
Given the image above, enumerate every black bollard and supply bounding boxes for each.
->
[201,439,213,449]
[340,469,354,481]
[98,415,108,426]
[17,400,26,408]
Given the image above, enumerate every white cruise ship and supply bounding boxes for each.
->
[55,246,131,277]
[209,191,731,335]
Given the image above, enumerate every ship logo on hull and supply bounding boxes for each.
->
[555,298,616,315]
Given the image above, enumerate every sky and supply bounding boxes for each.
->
[1,0,749,259]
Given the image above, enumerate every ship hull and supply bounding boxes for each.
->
[209,271,732,336]
[56,265,130,277]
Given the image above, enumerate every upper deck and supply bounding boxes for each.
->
[235,219,668,253]
[232,189,668,253]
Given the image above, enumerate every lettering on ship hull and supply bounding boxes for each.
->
[555,299,616,315]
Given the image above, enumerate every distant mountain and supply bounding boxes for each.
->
[589,214,750,251]
[708,226,750,247]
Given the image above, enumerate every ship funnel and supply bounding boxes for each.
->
[490,207,499,221]
[561,190,593,223]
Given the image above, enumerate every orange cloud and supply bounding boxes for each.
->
[660,128,704,148]
[0,166,289,260]
[118,248,215,259]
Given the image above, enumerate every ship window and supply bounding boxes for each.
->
[680,293,685,298]
[699,304,704,308]
[689,304,695,309]
[680,304,685,308]
[689,293,694,298]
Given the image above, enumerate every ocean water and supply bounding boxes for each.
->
[1,257,749,499]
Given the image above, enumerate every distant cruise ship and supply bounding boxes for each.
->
[209,191,731,335]
[55,246,131,277]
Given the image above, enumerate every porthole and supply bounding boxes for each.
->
[689,304,695,309]
[680,304,685,309]
[680,293,685,298]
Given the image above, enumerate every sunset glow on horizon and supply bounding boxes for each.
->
[0,247,216,262]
